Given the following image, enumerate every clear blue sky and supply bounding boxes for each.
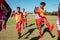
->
[6,0,60,12]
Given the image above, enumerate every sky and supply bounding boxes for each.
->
[6,0,60,12]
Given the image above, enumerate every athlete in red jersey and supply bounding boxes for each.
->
[22,8,27,29]
[11,7,23,39]
[34,2,54,40]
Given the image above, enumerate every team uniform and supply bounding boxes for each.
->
[11,11,23,39]
[34,6,54,39]
[35,6,45,27]
[57,18,60,38]
[16,12,23,33]
[34,6,54,32]
[22,12,27,23]
[11,11,23,33]
[57,3,60,39]
[34,6,45,39]
[22,12,27,28]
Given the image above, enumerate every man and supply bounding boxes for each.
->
[22,8,27,29]
[34,2,54,40]
[0,8,4,31]
[57,3,60,40]
[11,7,23,39]
[0,0,12,30]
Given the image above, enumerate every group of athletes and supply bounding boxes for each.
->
[11,7,27,39]
[0,0,60,40]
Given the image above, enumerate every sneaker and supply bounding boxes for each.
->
[18,33,21,39]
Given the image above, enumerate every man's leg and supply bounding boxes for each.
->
[57,25,60,40]
[25,18,27,27]
[16,22,21,39]
[39,27,42,40]
[3,9,12,30]
[57,30,60,40]
[36,19,42,40]
[23,18,27,29]
[43,17,54,32]
[45,22,54,32]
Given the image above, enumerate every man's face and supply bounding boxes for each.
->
[16,8,20,12]
[23,9,25,12]
[40,4,45,8]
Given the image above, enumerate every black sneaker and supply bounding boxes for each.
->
[18,33,21,39]
[52,35,55,38]
[18,35,21,39]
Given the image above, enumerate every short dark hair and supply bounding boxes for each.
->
[23,8,25,10]
[40,2,46,6]
[17,7,20,9]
